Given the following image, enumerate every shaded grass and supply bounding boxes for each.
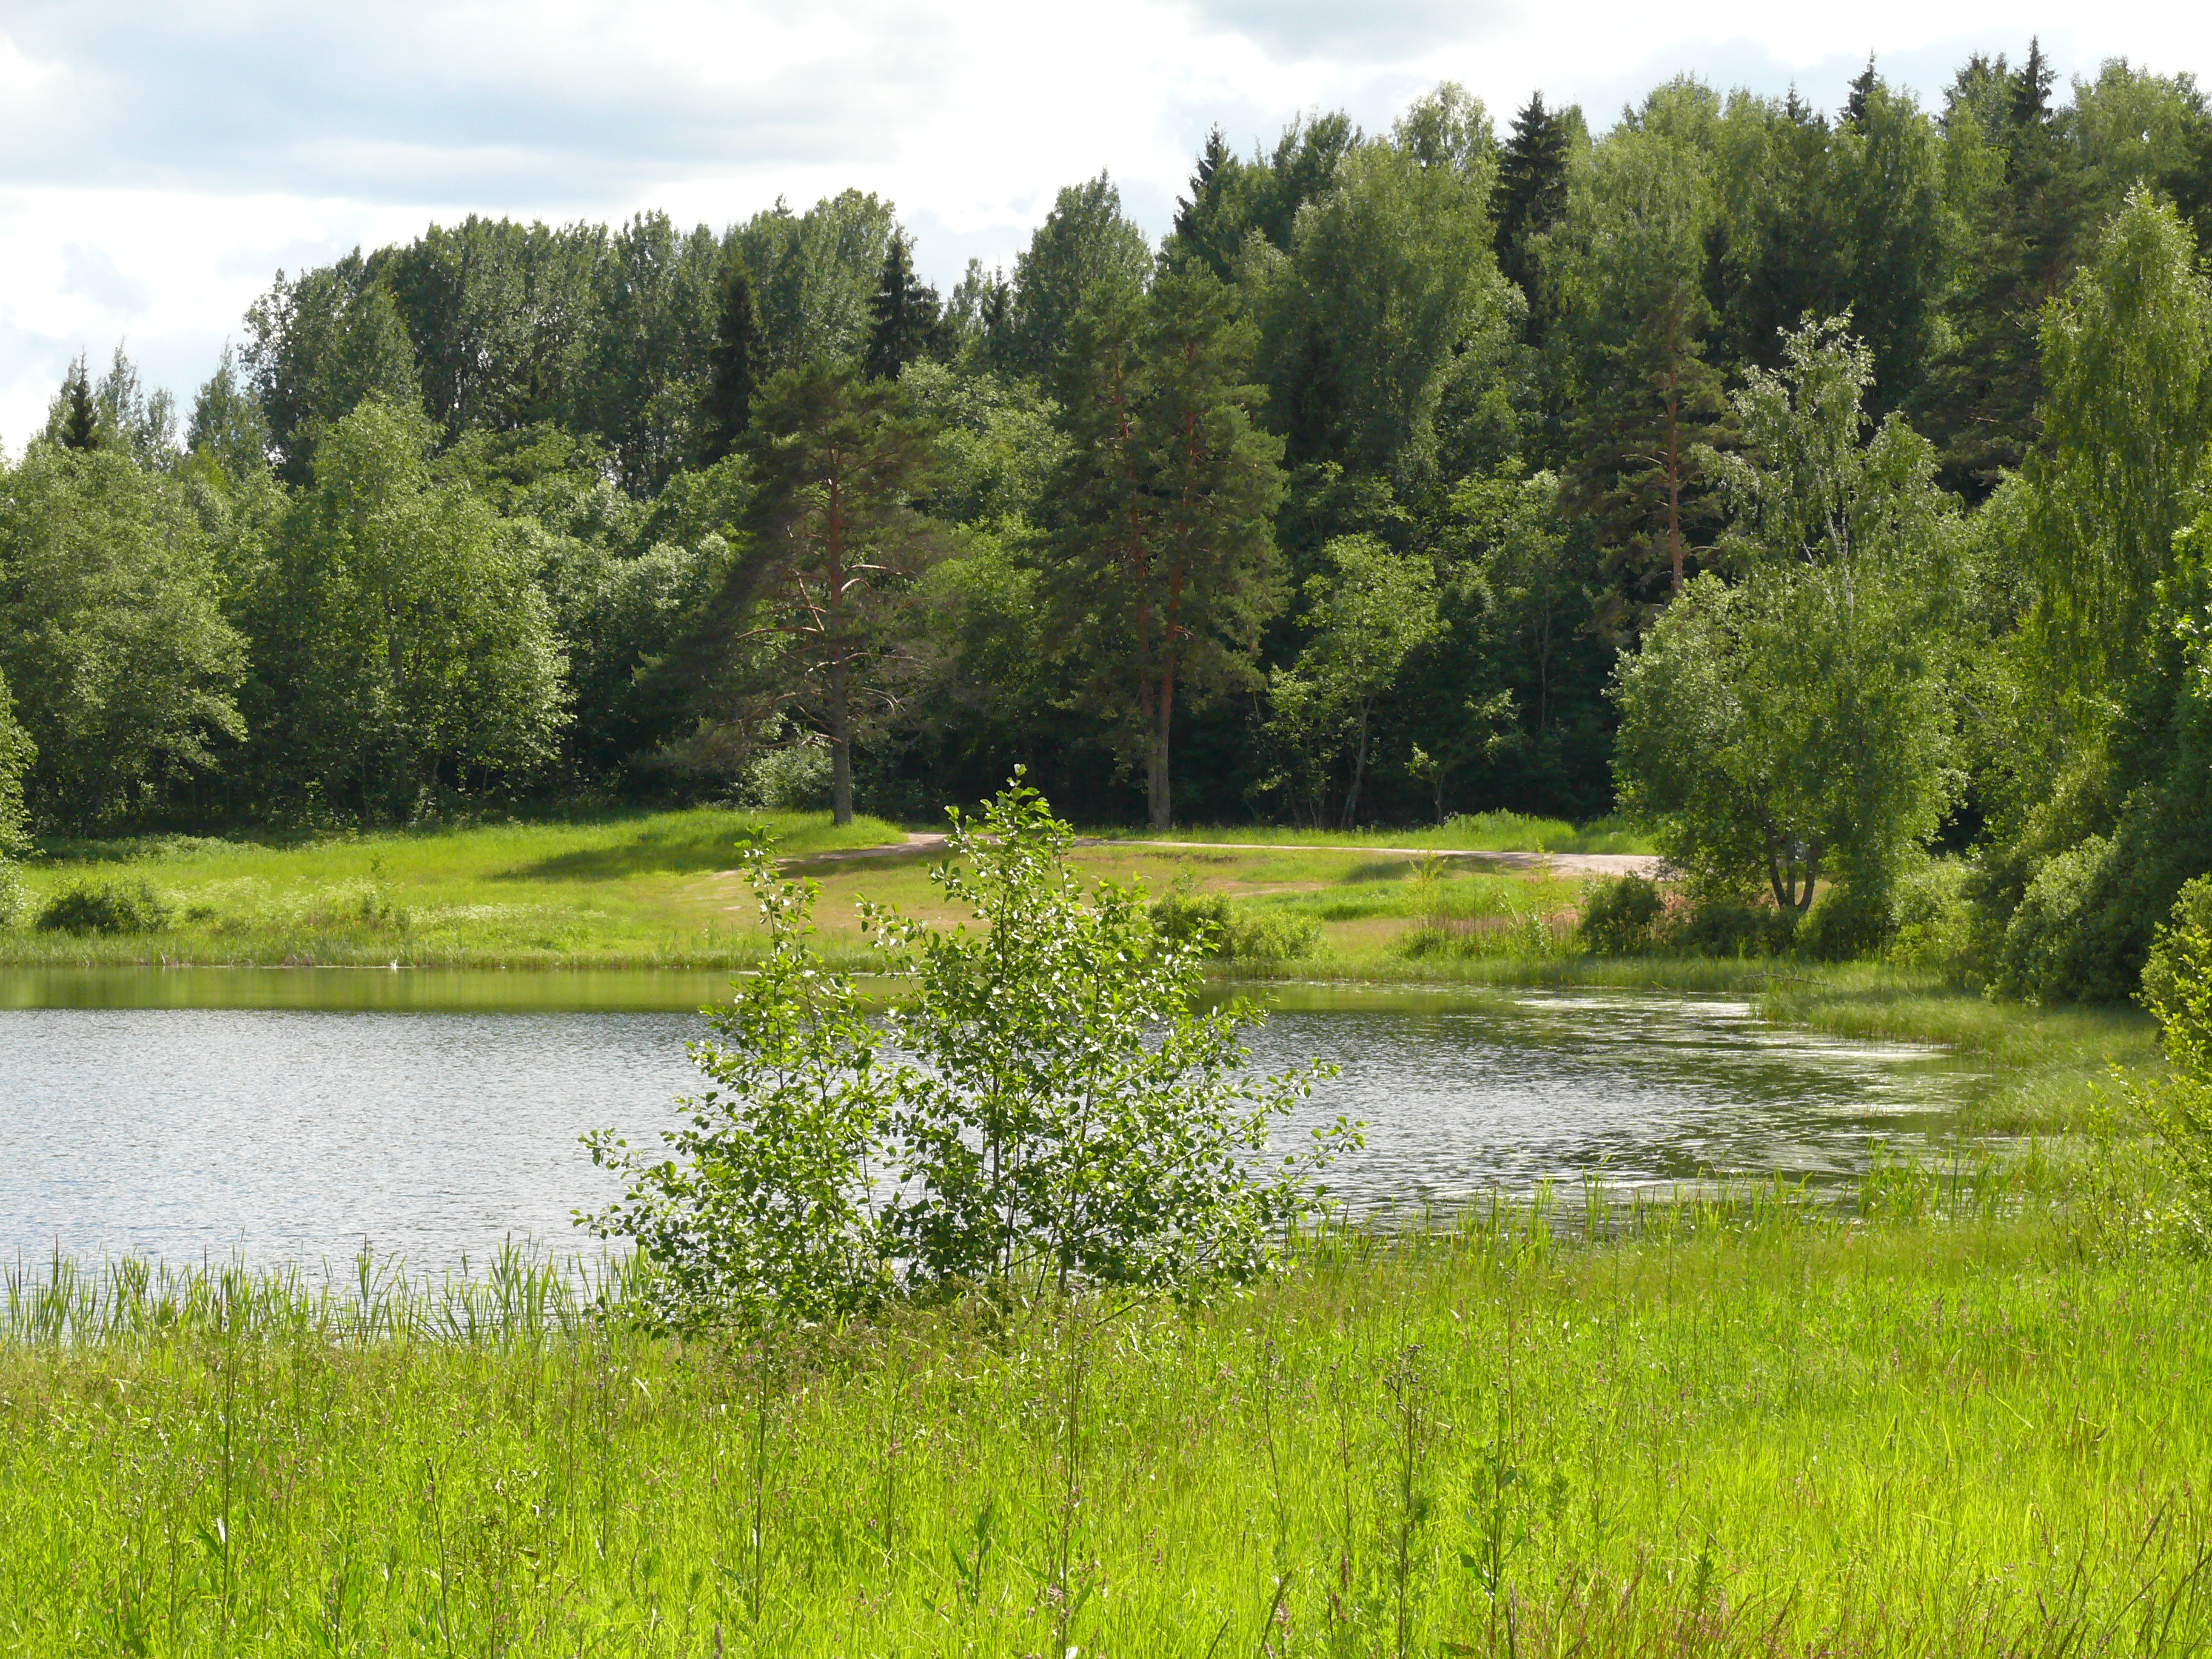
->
[8,1190,2212,1656]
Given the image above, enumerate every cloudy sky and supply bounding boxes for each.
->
[1,0,2207,449]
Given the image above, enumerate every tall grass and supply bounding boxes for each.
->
[7,1186,2212,1656]
[1088,811,1654,856]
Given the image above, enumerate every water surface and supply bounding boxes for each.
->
[0,971,1982,1272]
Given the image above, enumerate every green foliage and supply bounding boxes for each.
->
[2128,877,2212,1248]
[998,173,1154,377]
[1883,856,1975,974]
[1576,873,1663,956]
[36,878,175,936]
[0,444,246,829]
[1797,883,1894,963]
[1149,879,1322,962]
[589,782,1348,1315]
[250,398,566,816]
[1050,269,1288,827]
[1615,319,1960,913]
[1667,895,1798,958]
[0,667,30,859]
[583,832,899,1328]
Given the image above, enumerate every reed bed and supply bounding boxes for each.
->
[6,1179,2209,1657]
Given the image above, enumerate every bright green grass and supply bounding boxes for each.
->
[7,1196,2211,1657]
[0,809,904,968]
[1085,811,1655,856]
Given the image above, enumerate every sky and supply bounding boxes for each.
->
[1,0,2208,451]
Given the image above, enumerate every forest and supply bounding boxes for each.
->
[2,43,2211,1004]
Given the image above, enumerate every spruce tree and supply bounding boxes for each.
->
[863,238,947,382]
[702,255,768,464]
[1166,127,1248,281]
[1843,56,1878,128]
[1492,93,1572,320]
[56,355,100,452]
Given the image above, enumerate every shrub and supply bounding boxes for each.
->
[1151,882,1321,961]
[2129,877,2212,1250]
[36,878,174,936]
[737,740,833,811]
[1664,896,1796,957]
[1885,857,1974,974]
[1993,835,2134,1004]
[0,861,27,929]
[1797,883,1893,962]
[1577,874,1663,955]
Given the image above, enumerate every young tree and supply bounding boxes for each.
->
[734,361,945,824]
[700,253,768,463]
[52,355,100,452]
[1268,535,1439,827]
[1615,319,1962,910]
[1050,270,1288,828]
[0,667,32,856]
[1164,126,1253,282]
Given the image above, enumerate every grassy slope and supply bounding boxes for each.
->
[1,808,906,967]
[5,1201,2210,1655]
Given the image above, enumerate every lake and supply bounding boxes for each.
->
[0,970,1984,1273]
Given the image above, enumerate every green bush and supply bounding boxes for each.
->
[2130,877,2212,1250]
[1797,883,1894,963]
[1885,857,1974,974]
[737,740,833,811]
[1150,883,1319,961]
[1665,897,1797,957]
[1577,873,1663,955]
[1993,835,2134,1004]
[0,861,27,929]
[36,877,175,936]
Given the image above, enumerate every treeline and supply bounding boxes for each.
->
[2,45,2211,998]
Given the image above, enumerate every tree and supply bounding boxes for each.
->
[736,190,900,370]
[700,254,768,463]
[0,667,32,857]
[53,355,99,451]
[1050,270,1288,828]
[585,782,1346,1321]
[1164,126,1253,282]
[998,174,1154,377]
[863,236,950,381]
[1254,85,1512,478]
[187,343,273,482]
[244,256,424,482]
[253,398,566,817]
[1615,319,1961,910]
[1492,92,1574,314]
[2025,188,2212,712]
[1268,535,1439,827]
[1555,92,1729,609]
[732,361,945,825]
[572,212,723,495]
[0,446,246,828]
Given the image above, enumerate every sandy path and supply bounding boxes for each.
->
[780,833,1657,879]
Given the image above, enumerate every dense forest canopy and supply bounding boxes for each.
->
[5,45,2212,999]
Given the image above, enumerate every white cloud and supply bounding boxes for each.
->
[0,0,2206,448]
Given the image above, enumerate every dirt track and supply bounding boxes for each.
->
[787,833,1660,878]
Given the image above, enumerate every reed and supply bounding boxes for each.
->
[6,1177,2209,1656]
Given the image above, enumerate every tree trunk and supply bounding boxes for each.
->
[1147,660,1175,830]
[829,656,853,826]
[1341,702,1372,831]
[1664,383,1685,597]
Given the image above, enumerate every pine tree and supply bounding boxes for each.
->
[56,355,100,452]
[863,238,948,383]
[702,255,768,464]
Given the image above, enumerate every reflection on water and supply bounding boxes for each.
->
[0,973,1983,1272]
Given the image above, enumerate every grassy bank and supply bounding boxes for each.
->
[7,1188,2209,1656]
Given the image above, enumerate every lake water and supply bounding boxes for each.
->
[0,971,1983,1273]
